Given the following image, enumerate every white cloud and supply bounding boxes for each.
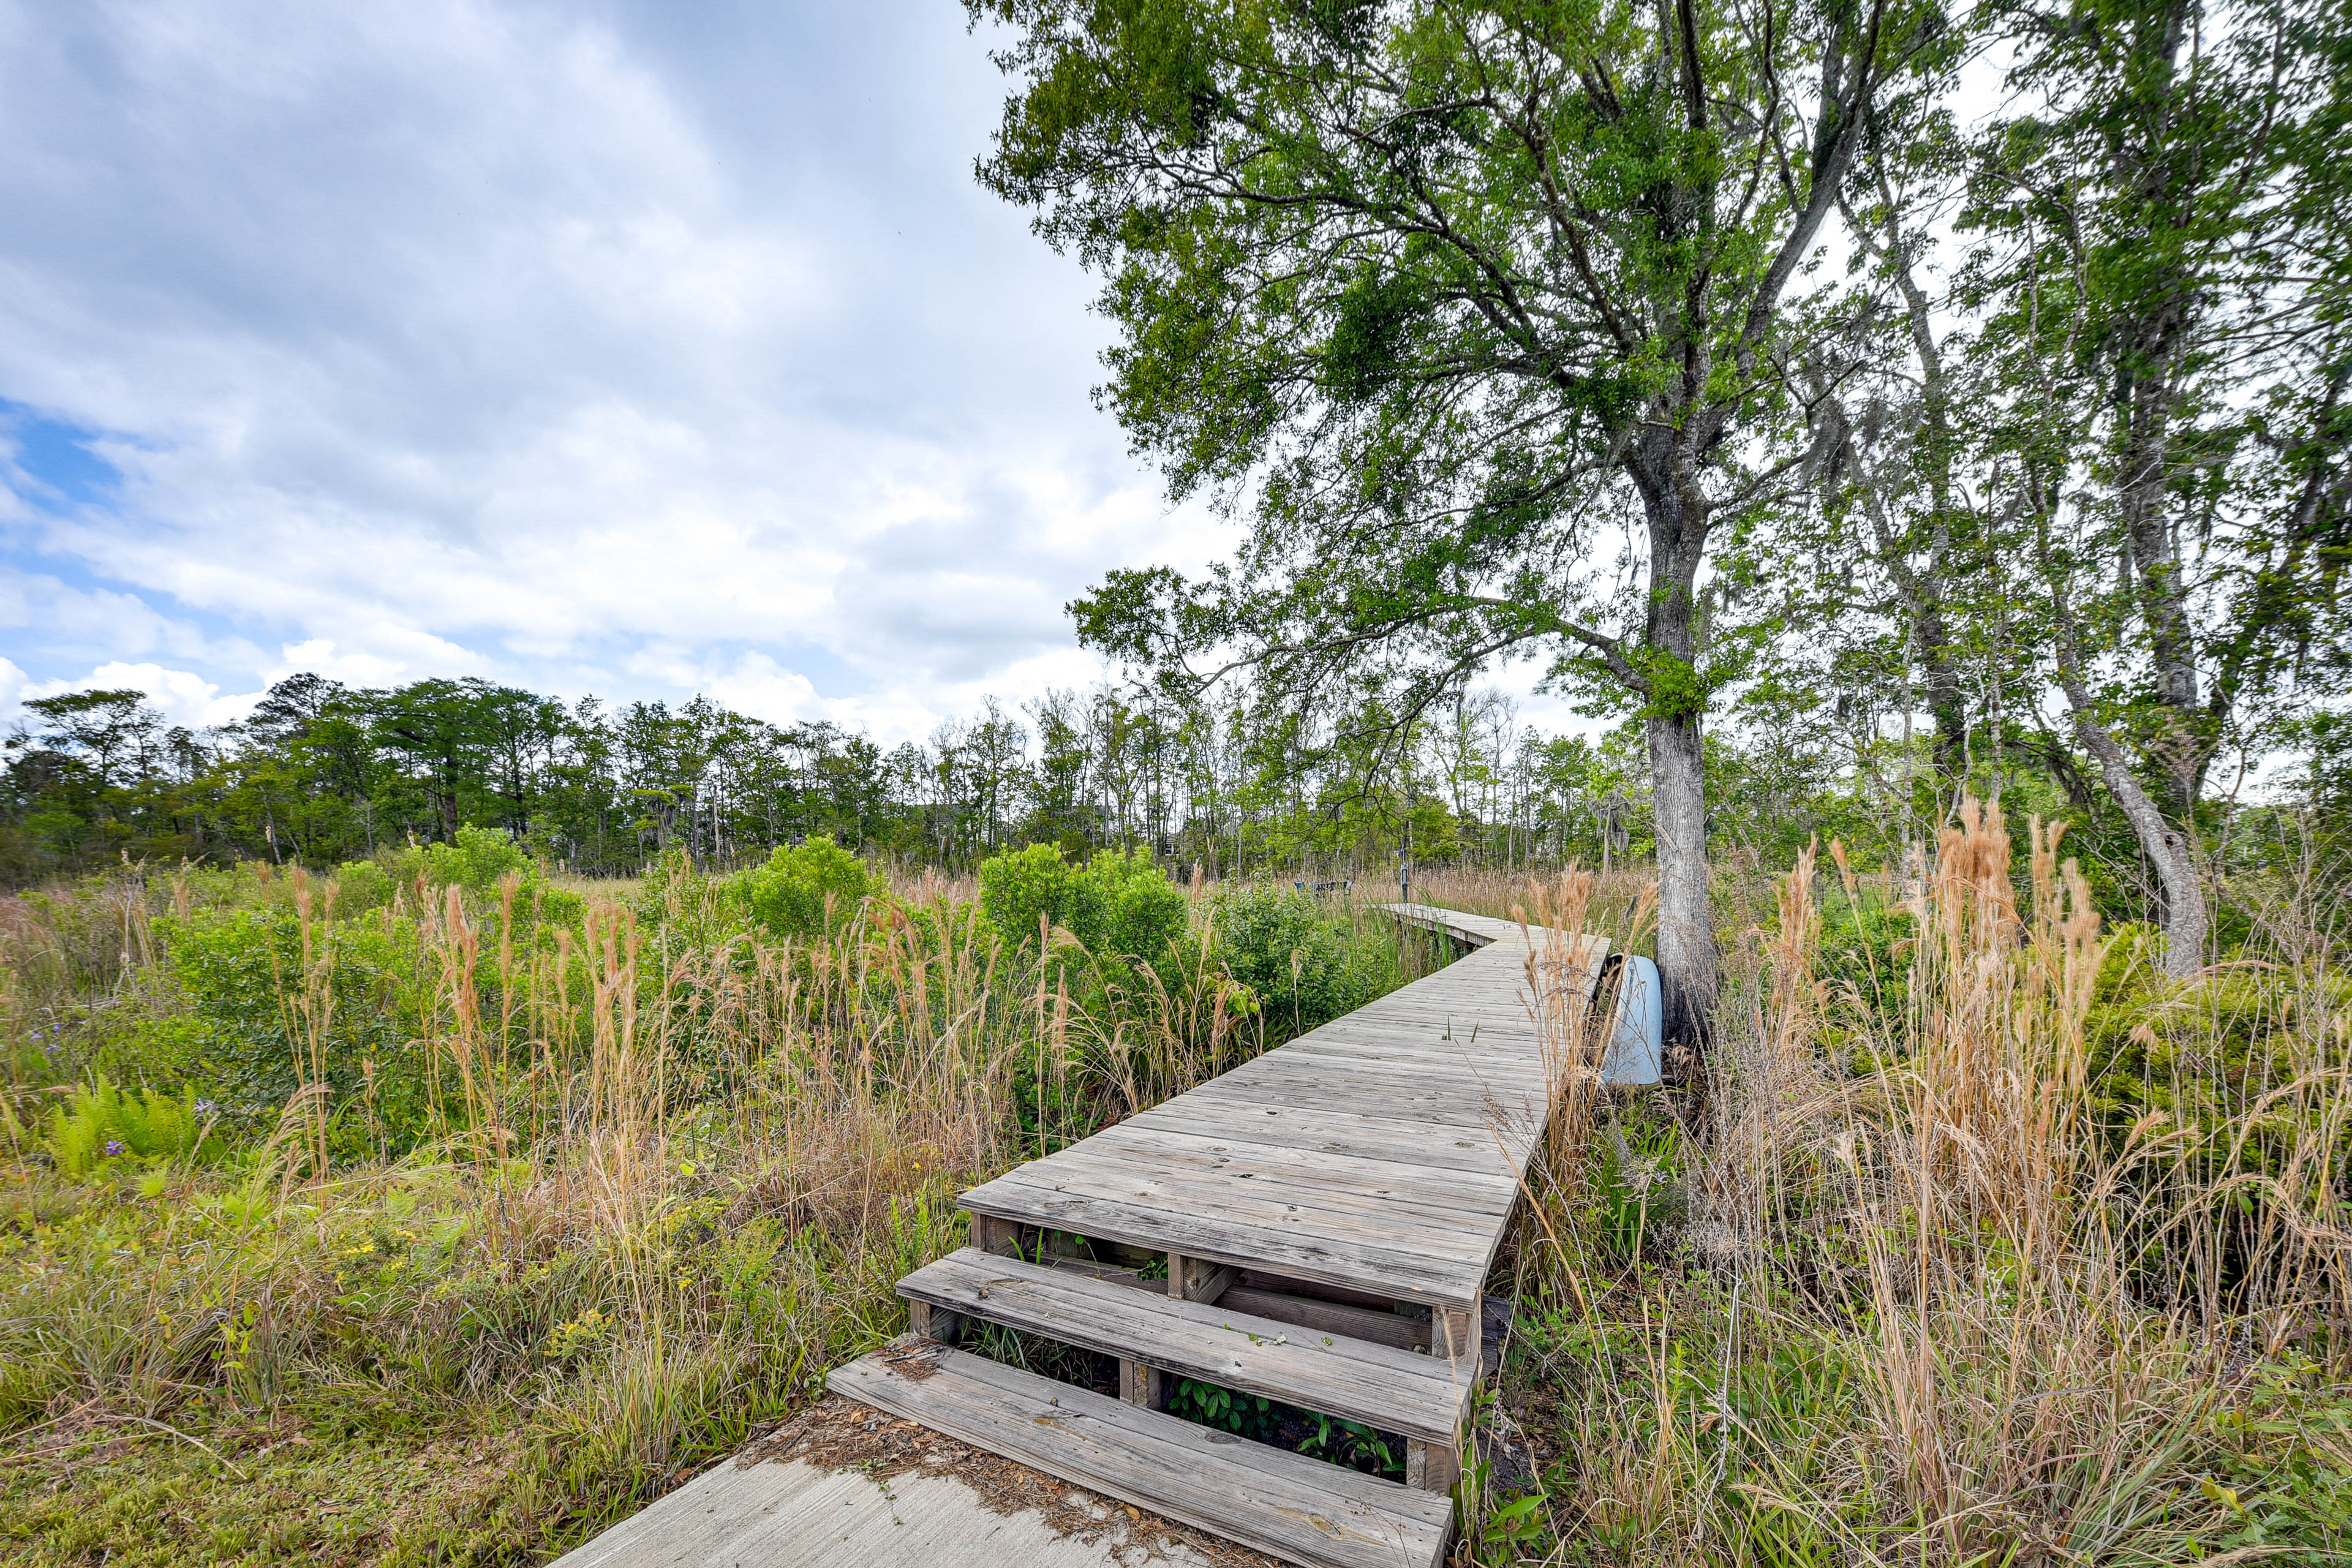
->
[268,639,445,691]
[0,0,1205,737]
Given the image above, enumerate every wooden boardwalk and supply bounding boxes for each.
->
[821,905,1609,1568]
[961,905,1591,1319]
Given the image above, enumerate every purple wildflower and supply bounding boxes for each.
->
[194,1100,217,1117]
[103,1139,126,1158]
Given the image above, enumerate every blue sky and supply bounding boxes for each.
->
[0,1,1601,746]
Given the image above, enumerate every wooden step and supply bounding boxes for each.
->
[828,1338,1454,1568]
[899,1248,1474,1445]
[957,1175,1477,1306]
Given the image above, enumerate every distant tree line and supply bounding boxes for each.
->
[0,671,1630,882]
[6,662,2335,914]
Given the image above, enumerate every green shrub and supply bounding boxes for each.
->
[630,846,760,955]
[1084,846,1189,962]
[153,907,434,1146]
[1209,886,1398,1035]
[399,824,583,925]
[978,844,1189,965]
[740,835,872,940]
[333,858,395,915]
[415,824,534,894]
[41,1074,225,1176]
[1815,883,1913,997]
[2095,921,2166,1004]
[979,843,1100,952]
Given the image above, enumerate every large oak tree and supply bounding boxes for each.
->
[970,0,1948,1046]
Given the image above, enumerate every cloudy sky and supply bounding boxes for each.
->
[0,0,1272,743]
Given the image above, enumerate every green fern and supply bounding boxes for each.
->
[40,1074,222,1177]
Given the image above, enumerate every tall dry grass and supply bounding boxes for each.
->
[12,834,2346,1563]
[0,858,1295,1559]
[1497,801,2352,1566]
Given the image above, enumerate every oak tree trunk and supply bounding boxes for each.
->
[1638,477,1719,1056]
[1648,707,1716,1054]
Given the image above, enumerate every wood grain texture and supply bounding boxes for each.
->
[1214,1284,1428,1352]
[965,1180,1472,1304]
[1121,1357,1165,1409]
[1405,1439,1463,1494]
[958,910,1610,1309]
[829,1341,1454,1568]
[896,1249,1472,1443]
[550,1451,1234,1568]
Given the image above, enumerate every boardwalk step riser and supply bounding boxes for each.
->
[896,1248,1473,1445]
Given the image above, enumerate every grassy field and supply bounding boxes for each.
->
[4,821,2350,1566]
[0,845,1425,1564]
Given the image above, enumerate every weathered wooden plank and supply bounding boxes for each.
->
[1271,1032,1545,1061]
[1202,1060,1547,1106]
[1276,1018,1547,1050]
[1129,1090,1533,1142]
[969,1212,1022,1256]
[907,1299,967,1345]
[967,1161,1501,1261]
[550,1448,1224,1568]
[896,1249,1472,1442]
[1214,1283,1429,1352]
[1267,1039,1550,1076]
[1224,1029,1548,1072]
[1168,1078,1548,1142]
[960,1191,1495,1293]
[1078,1124,1522,1212]
[1126,1102,1521,1177]
[1168,1252,1235,1304]
[1332,997,1536,1030]
[1038,1133,1518,1224]
[1432,1305,1480,1370]
[960,1182,1481,1304]
[1035,1256,1163,1291]
[1175,1076,1545,1138]
[1406,1439,1463,1494]
[1121,1357,1164,1409]
[1382,905,1520,948]
[830,1341,1454,1568]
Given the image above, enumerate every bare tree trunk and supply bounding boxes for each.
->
[1638,478,1719,1055]
[2042,524,2206,975]
[1648,709,1716,1052]
[2057,672,2207,976]
[2117,374,2214,815]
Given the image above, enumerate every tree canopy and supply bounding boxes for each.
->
[974,0,1953,1042]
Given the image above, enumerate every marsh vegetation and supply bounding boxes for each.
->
[2,815,2345,1565]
